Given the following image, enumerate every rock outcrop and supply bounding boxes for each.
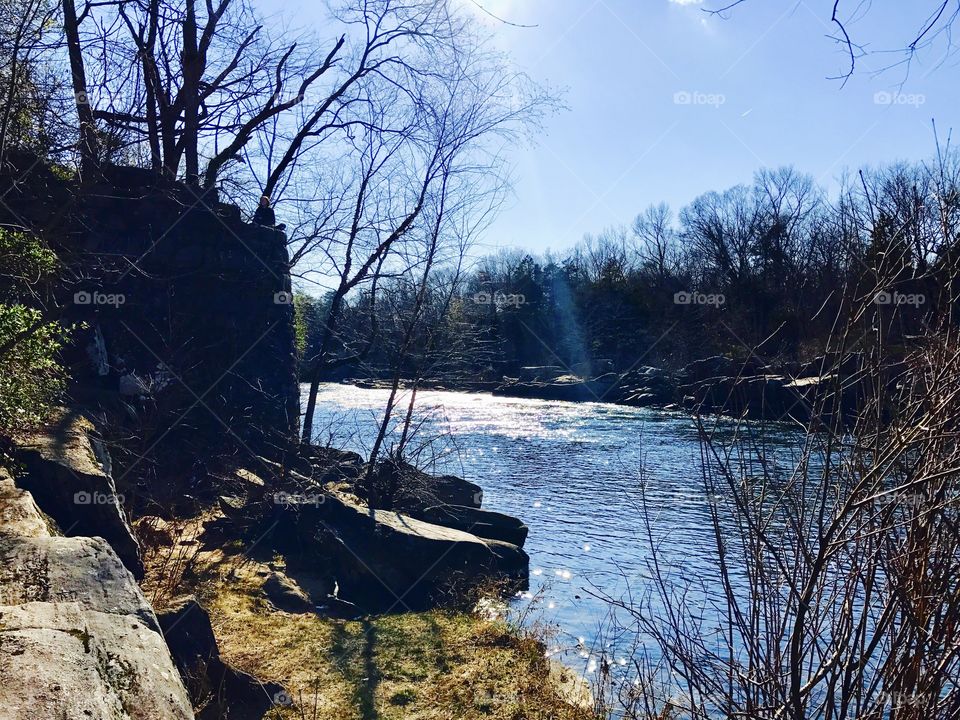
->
[359,458,483,511]
[464,352,896,424]
[285,489,528,612]
[407,503,529,547]
[14,409,144,578]
[0,469,194,720]
[0,156,301,494]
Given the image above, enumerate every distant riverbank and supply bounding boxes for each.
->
[339,350,877,423]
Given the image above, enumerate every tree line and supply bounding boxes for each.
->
[296,154,959,382]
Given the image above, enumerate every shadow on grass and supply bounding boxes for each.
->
[331,619,379,720]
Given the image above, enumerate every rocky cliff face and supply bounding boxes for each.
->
[0,154,300,500]
[0,467,195,720]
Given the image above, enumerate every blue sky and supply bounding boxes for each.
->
[268,0,959,256]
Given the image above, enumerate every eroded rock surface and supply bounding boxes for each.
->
[0,469,194,720]
[15,410,144,577]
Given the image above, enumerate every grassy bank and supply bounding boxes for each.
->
[141,514,594,720]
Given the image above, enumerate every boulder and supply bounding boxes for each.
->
[0,469,52,538]
[494,375,608,402]
[303,444,363,479]
[0,602,194,720]
[292,491,528,611]
[681,374,806,421]
[361,459,482,511]
[135,515,176,548]
[14,410,144,578]
[0,476,194,720]
[408,504,529,547]
[158,596,284,720]
[678,355,741,384]
[0,534,159,632]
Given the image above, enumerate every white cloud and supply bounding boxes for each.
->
[669,0,704,5]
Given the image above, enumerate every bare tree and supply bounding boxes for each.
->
[62,0,99,171]
[292,1,555,443]
[632,202,679,283]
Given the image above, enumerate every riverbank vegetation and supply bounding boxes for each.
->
[587,314,960,719]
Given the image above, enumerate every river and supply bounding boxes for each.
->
[305,382,803,679]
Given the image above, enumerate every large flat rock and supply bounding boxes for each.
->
[0,473,195,720]
[0,534,159,632]
[407,503,529,547]
[0,601,193,720]
[297,490,528,610]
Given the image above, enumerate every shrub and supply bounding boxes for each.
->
[0,304,68,433]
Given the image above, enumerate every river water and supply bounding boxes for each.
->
[305,382,803,678]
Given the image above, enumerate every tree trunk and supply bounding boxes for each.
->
[143,0,162,172]
[62,0,98,174]
[300,290,346,442]
[181,0,200,185]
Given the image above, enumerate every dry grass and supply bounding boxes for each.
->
[142,514,595,720]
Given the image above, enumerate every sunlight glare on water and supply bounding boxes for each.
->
[306,382,802,675]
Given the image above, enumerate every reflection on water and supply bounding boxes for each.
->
[306,382,803,676]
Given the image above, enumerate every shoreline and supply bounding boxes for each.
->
[334,350,893,424]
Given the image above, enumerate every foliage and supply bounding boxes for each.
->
[0,304,68,433]
[0,227,67,434]
[0,226,57,295]
[293,291,329,366]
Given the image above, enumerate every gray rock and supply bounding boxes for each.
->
[364,459,482,510]
[0,602,194,720]
[409,504,529,547]
[0,534,159,632]
[0,478,195,720]
[0,469,52,538]
[14,410,144,578]
[679,355,740,383]
[298,490,527,611]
